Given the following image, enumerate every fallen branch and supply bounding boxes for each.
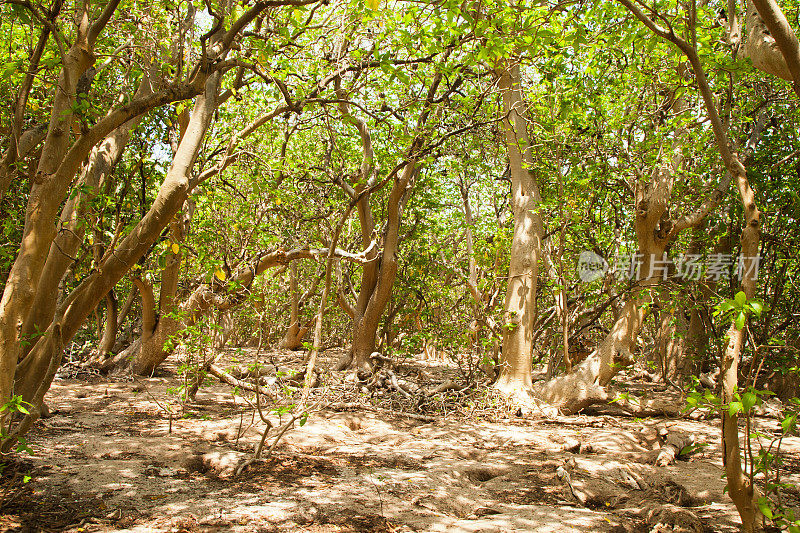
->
[209,363,276,401]
[655,427,695,466]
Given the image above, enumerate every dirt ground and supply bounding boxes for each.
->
[1,348,798,533]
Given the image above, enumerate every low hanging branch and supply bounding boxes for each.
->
[183,244,378,325]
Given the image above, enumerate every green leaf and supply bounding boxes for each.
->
[734,291,747,307]
[781,414,797,434]
[728,401,743,416]
[742,391,757,412]
[735,311,745,330]
[365,0,380,10]
[758,497,774,519]
[749,301,763,318]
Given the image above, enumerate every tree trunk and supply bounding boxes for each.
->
[96,291,118,360]
[654,303,688,381]
[19,69,154,356]
[10,70,221,413]
[280,262,309,350]
[719,152,763,533]
[531,74,693,413]
[0,10,100,409]
[348,162,418,372]
[493,60,545,400]
[334,66,443,373]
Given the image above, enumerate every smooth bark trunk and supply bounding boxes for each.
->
[493,61,545,399]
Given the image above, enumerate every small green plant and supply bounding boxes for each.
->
[163,313,220,403]
[686,382,800,531]
[0,396,36,456]
[714,291,764,331]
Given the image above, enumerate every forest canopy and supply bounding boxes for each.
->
[1,0,800,531]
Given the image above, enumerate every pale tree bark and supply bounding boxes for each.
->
[535,190,677,413]
[0,0,248,414]
[18,6,190,357]
[331,80,380,371]
[345,161,418,373]
[20,68,156,356]
[747,0,800,96]
[0,2,281,446]
[10,68,224,407]
[129,201,193,375]
[96,291,118,360]
[719,195,761,530]
[533,64,737,412]
[492,60,545,400]
[86,282,138,367]
[101,246,371,375]
[0,1,124,411]
[654,306,688,380]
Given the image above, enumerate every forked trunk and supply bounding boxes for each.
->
[534,296,643,414]
[529,78,692,412]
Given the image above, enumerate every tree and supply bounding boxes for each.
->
[0,0,314,447]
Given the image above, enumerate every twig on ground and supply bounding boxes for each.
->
[328,402,437,422]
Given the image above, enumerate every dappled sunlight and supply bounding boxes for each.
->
[4,353,771,532]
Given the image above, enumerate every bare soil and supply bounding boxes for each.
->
[2,348,798,533]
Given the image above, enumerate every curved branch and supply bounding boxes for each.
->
[750,0,800,96]
[88,0,121,45]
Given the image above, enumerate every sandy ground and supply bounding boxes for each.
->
[1,348,798,532]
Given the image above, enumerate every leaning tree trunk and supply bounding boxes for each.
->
[532,67,700,413]
[19,63,156,359]
[0,8,106,409]
[9,69,221,414]
[1,5,274,447]
[534,266,656,413]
